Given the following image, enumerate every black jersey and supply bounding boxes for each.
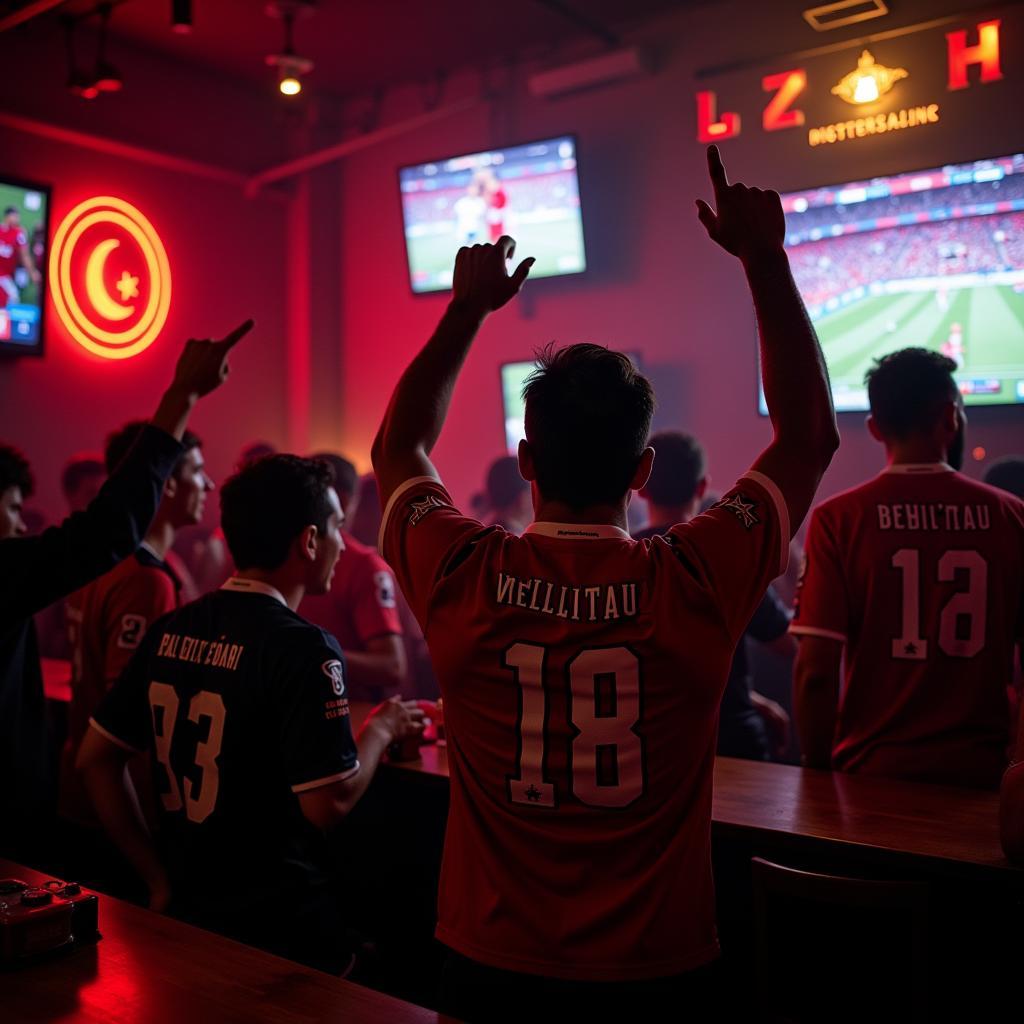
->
[92,578,358,918]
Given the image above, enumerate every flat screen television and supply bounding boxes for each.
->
[0,176,49,357]
[759,151,1024,412]
[399,135,586,294]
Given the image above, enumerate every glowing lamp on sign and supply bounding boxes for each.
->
[279,75,302,96]
[832,50,907,105]
[49,196,171,360]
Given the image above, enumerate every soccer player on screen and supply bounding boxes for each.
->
[371,145,838,1018]
[792,349,1024,789]
[0,206,40,308]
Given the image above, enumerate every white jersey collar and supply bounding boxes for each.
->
[525,521,632,540]
[881,462,954,475]
[221,576,288,606]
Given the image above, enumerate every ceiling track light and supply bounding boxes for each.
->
[265,1,315,97]
[171,0,193,34]
[62,15,98,100]
[93,3,123,93]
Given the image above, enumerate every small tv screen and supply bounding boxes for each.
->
[501,352,641,454]
[760,152,1024,412]
[399,135,587,294]
[0,176,48,357]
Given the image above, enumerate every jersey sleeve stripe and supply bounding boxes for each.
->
[378,475,445,554]
[788,624,847,643]
[290,761,361,793]
[88,717,144,754]
[742,470,790,576]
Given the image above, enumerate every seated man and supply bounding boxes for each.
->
[372,146,837,1018]
[792,349,1024,788]
[637,430,792,760]
[300,452,406,701]
[60,425,212,836]
[78,454,424,973]
[0,320,252,860]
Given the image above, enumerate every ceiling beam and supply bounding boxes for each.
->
[0,0,67,33]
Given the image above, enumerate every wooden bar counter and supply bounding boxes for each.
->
[0,860,450,1024]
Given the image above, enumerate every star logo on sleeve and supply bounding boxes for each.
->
[714,492,761,530]
[525,785,542,802]
[408,494,448,526]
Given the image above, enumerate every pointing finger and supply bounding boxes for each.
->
[707,145,728,194]
[219,318,255,349]
[511,257,535,290]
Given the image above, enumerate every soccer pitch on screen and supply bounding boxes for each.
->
[760,152,1024,412]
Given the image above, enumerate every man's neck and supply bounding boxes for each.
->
[532,498,630,532]
[233,569,305,611]
[885,441,948,466]
[143,516,175,560]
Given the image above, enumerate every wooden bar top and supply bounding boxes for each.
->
[363,698,1018,877]
[0,860,449,1024]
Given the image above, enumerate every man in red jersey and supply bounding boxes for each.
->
[301,452,405,700]
[371,146,838,1020]
[792,348,1024,789]
[60,425,213,838]
[0,206,40,308]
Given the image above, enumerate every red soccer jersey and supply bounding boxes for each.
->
[0,225,27,277]
[300,530,402,652]
[381,471,788,981]
[791,464,1024,789]
[60,545,182,821]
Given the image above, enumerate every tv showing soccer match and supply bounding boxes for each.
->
[0,176,48,357]
[399,135,587,294]
[760,152,1024,412]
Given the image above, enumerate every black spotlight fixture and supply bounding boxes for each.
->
[172,0,193,34]
[62,15,99,100]
[265,1,315,96]
[93,3,123,93]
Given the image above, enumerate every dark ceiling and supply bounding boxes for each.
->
[34,0,688,97]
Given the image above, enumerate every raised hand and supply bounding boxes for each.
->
[169,318,254,400]
[452,236,535,316]
[695,145,786,262]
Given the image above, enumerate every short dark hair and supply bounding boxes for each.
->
[865,348,959,439]
[61,454,105,498]
[220,454,334,571]
[0,444,33,497]
[486,455,527,510]
[645,431,706,507]
[3,206,15,217]
[523,344,655,511]
[983,456,1024,500]
[311,452,358,499]
[105,421,201,477]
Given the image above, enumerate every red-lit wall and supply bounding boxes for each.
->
[0,132,289,523]
[325,0,1023,515]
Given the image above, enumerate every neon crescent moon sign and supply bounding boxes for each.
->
[85,239,134,322]
[49,196,171,359]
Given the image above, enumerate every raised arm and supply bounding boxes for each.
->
[0,320,253,620]
[372,239,533,507]
[696,145,839,531]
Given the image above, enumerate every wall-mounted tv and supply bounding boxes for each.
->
[0,176,49,357]
[399,135,586,294]
[759,152,1024,412]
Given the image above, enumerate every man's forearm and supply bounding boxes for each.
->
[83,760,168,895]
[746,250,837,449]
[343,646,406,693]
[375,302,485,460]
[151,385,199,442]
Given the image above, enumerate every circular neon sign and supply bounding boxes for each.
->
[49,196,171,359]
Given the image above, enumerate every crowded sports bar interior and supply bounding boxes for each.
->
[1,1,1023,1020]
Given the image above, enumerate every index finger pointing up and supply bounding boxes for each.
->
[707,145,729,194]
[219,318,255,349]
